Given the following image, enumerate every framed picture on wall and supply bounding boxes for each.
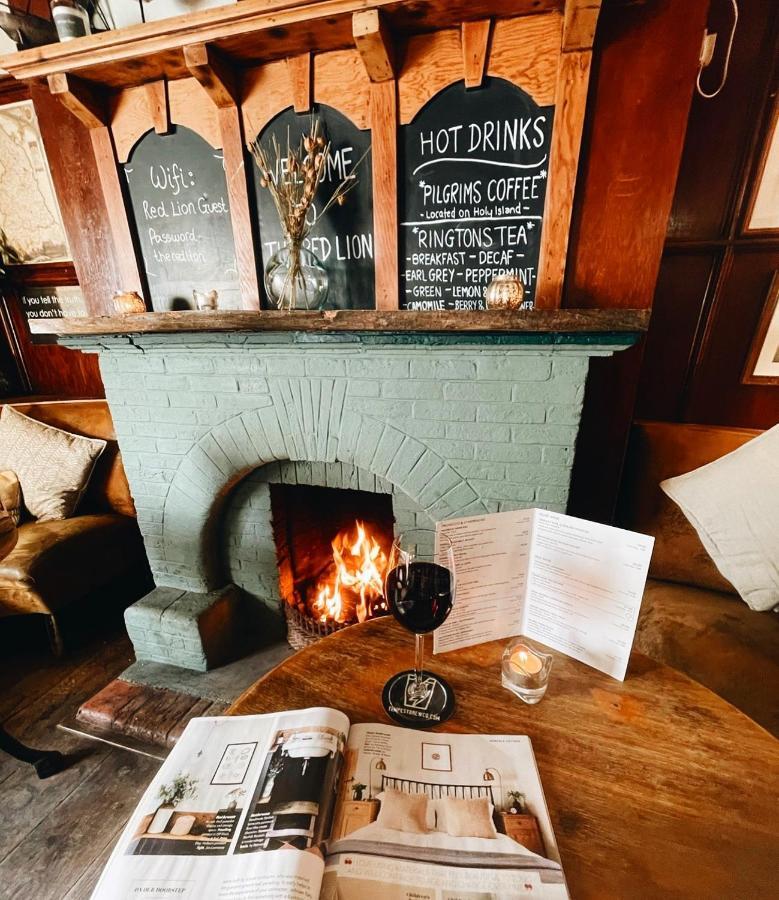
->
[744,95,779,234]
[0,100,70,264]
[742,271,779,385]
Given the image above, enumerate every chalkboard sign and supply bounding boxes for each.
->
[400,78,553,311]
[19,285,86,344]
[20,285,86,320]
[251,105,374,310]
[124,126,241,312]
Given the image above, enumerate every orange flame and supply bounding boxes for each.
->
[310,521,388,625]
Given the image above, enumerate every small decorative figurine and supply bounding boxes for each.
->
[485,273,526,310]
[112,291,146,315]
[193,289,218,311]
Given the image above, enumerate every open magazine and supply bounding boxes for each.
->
[93,708,568,900]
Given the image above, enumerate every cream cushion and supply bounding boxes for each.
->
[435,796,497,839]
[660,425,779,612]
[375,789,429,834]
[0,406,106,522]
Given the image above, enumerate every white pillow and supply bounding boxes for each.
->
[377,790,437,831]
[374,788,430,834]
[434,796,497,839]
[660,425,779,612]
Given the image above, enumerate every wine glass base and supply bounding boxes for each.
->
[381,669,455,728]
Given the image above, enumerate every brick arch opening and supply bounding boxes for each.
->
[161,392,485,594]
[224,458,431,617]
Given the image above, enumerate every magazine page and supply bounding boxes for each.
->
[322,724,568,899]
[92,707,349,900]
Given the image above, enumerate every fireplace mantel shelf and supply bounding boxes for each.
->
[31,308,649,339]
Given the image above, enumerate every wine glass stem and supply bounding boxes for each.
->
[414,633,425,685]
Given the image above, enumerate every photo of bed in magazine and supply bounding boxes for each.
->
[92,708,567,900]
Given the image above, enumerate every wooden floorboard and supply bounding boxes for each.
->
[61,828,123,900]
[3,747,160,900]
[0,730,109,862]
[0,618,161,900]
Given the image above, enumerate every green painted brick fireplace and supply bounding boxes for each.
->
[63,331,637,670]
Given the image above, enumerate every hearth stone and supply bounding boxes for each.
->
[124,584,256,671]
[62,331,640,671]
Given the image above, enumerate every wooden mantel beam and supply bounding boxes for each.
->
[46,72,107,129]
[353,9,395,83]
[183,42,239,108]
[28,308,651,338]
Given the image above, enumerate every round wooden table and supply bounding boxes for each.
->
[229,616,778,899]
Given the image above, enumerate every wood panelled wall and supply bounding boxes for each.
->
[635,0,779,430]
[0,78,105,398]
[564,0,711,522]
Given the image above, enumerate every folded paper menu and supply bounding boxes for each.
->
[433,509,654,680]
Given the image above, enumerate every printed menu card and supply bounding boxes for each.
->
[433,509,654,680]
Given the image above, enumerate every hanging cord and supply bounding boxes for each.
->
[697,0,739,99]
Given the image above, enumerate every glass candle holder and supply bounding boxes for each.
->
[501,638,553,704]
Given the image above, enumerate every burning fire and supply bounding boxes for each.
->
[311,521,388,625]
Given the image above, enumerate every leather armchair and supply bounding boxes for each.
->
[0,400,151,654]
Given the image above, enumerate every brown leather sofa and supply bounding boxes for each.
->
[620,420,778,737]
[0,399,150,654]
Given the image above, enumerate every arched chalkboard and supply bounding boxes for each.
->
[251,105,374,310]
[123,126,241,311]
[400,78,554,311]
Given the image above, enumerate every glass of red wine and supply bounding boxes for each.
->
[381,529,456,727]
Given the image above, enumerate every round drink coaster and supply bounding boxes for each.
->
[382,670,455,728]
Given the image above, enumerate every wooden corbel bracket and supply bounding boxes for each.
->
[286,52,312,113]
[184,42,239,108]
[353,9,395,83]
[461,19,492,89]
[145,80,170,134]
[46,72,107,129]
[562,0,602,52]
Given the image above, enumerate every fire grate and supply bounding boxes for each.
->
[282,601,362,650]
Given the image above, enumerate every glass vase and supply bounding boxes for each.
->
[264,243,329,311]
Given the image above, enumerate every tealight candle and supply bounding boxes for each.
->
[509,646,543,676]
[501,637,553,704]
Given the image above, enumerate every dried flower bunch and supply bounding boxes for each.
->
[249,117,367,310]
[249,118,361,248]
